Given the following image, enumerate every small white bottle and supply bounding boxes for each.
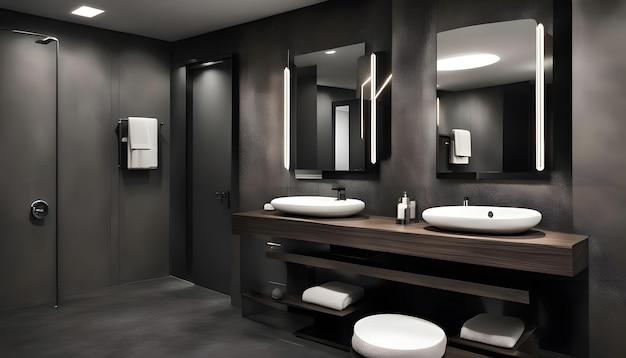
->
[396,191,410,224]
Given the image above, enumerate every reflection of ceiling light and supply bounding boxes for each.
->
[200,60,223,67]
[325,50,337,55]
[437,53,500,71]
[71,6,105,18]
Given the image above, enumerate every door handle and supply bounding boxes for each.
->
[215,191,231,209]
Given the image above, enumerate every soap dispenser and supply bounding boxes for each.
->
[409,196,417,223]
[396,191,410,224]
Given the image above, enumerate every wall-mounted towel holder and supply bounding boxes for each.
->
[116,118,164,170]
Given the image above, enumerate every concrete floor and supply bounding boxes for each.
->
[0,276,350,358]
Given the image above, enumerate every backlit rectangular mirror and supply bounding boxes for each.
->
[291,44,391,178]
[293,43,367,175]
[436,0,554,180]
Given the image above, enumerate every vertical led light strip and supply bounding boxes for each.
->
[436,97,440,127]
[370,53,377,164]
[535,24,545,171]
[284,66,290,170]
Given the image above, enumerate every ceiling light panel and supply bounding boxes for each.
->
[71,6,105,18]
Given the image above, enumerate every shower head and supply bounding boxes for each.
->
[35,36,58,45]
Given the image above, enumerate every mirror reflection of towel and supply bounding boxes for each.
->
[127,117,158,169]
[452,129,471,157]
[450,129,471,164]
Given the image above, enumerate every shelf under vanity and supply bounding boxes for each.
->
[232,210,588,356]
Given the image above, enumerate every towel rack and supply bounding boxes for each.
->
[116,118,164,169]
[117,118,165,126]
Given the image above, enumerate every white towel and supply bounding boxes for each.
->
[301,281,364,311]
[460,313,525,349]
[452,129,471,157]
[127,117,158,169]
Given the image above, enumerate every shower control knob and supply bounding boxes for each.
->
[30,199,49,220]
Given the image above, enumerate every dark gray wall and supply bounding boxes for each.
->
[572,1,626,357]
[0,10,171,299]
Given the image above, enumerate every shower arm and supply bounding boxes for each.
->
[1,28,59,46]
[11,29,59,42]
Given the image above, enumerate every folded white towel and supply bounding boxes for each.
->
[302,281,364,311]
[127,117,158,169]
[460,313,525,349]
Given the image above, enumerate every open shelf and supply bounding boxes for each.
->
[267,250,530,304]
[242,291,359,352]
[447,326,538,357]
[294,323,352,351]
[241,291,359,317]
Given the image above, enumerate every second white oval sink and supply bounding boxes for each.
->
[270,196,365,218]
[421,206,542,234]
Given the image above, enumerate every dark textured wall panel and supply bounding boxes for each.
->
[57,30,115,296]
[572,0,626,357]
[117,38,171,284]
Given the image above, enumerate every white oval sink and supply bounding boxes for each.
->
[270,196,365,218]
[421,206,542,234]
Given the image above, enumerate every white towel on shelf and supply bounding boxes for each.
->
[127,117,158,169]
[460,313,525,349]
[302,281,364,311]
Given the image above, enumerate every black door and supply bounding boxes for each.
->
[188,59,235,294]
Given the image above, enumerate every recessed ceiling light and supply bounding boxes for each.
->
[71,6,105,18]
[437,53,500,71]
[325,50,337,55]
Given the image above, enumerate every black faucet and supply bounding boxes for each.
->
[332,186,346,200]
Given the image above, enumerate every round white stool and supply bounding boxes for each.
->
[351,314,447,358]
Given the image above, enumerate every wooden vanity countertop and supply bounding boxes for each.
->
[232,210,588,277]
